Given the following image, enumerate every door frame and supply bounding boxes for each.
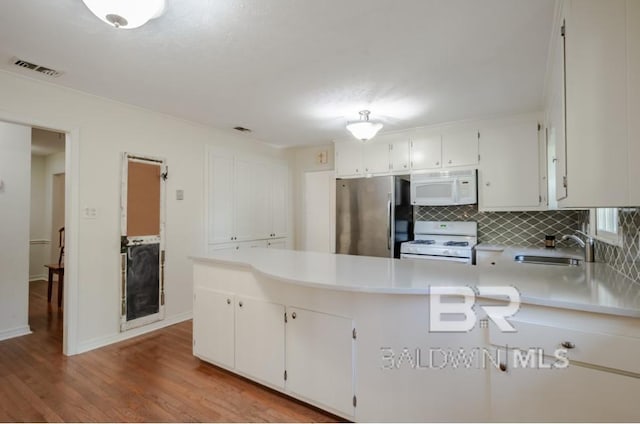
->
[0,110,80,355]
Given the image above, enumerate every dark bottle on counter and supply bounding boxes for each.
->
[545,235,556,248]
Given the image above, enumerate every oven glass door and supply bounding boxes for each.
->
[400,253,471,263]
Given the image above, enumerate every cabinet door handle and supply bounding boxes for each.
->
[238,301,243,308]
[560,341,575,349]
[448,160,452,164]
[435,161,439,166]
[226,298,231,305]
[486,182,491,187]
[291,312,297,319]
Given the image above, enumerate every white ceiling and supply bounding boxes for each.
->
[0,0,555,147]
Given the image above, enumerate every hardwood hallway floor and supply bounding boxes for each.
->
[0,281,338,422]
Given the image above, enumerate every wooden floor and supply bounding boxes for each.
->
[0,281,339,422]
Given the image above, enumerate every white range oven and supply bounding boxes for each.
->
[400,221,477,264]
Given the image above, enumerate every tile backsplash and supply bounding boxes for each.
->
[414,205,640,283]
[414,205,587,247]
[595,208,640,283]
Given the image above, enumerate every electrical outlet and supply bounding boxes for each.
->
[82,207,97,219]
[176,189,184,200]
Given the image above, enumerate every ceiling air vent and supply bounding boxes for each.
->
[11,58,63,78]
[233,126,252,133]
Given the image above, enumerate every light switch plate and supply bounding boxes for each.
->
[82,207,97,219]
[176,189,184,200]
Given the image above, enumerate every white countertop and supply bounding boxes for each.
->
[191,247,640,318]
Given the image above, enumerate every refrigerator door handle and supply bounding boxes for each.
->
[387,193,392,251]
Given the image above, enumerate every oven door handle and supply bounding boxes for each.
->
[400,253,471,263]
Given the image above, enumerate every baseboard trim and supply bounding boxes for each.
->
[0,325,32,342]
[75,311,193,355]
[29,274,47,282]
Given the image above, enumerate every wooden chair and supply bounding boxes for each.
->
[45,227,64,308]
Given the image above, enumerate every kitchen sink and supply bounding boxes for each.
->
[514,255,582,266]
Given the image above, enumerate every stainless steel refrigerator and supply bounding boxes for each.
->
[336,175,413,258]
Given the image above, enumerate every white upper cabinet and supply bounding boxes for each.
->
[207,150,289,245]
[479,117,544,211]
[410,129,442,170]
[234,158,259,241]
[553,0,635,207]
[390,138,410,172]
[335,141,363,177]
[442,128,479,168]
[335,133,412,177]
[362,140,390,174]
[270,164,289,238]
[208,154,236,244]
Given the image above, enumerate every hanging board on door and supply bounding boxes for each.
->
[120,153,166,331]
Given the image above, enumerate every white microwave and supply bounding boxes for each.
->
[410,170,477,206]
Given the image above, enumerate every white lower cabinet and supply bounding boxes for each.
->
[490,352,640,422]
[193,288,235,369]
[235,296,286,389]
[489,319,640,421]
[267,239,286,249]
[285,307,354,417]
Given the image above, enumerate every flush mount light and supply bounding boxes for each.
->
[346,110,383,142]
[81,0,166,29]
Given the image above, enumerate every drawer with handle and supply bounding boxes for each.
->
[489,320,640,374]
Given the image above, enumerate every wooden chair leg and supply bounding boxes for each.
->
[58,270,64,308]
[47,268,54,303]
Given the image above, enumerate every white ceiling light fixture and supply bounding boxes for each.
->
[81,0,166,29]
[346,110,383,142]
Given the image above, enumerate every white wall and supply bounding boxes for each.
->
[0,70,287,352]
[0,121,32,341]
[286,144,334,250]
[29,154,48,280]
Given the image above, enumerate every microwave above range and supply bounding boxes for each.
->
[410,169,477,206]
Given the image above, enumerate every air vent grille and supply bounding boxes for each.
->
[11,58,63,78]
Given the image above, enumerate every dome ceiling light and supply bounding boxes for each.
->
[81,0,166,29]
[346,110,383,142]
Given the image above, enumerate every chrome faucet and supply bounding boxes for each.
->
[561,231,595,262]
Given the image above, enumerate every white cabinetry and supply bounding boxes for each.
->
[207,150,288,247]
[551,0,637,207]
[235,297,286,389]
[361,140,390,174]
[270,164,289,238]
[489,319,640,421]
[335,141,363,177]
[267,239,286,249]
[390,139,410,172]
[442,128,479,168]
[285,307,354,417]
[410,129,442,170]
[193,288,235,369]
[208,155,235,244]
[479,117,544,211]
[409,127,479,171]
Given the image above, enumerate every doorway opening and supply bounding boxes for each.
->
[29,128,66,349]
